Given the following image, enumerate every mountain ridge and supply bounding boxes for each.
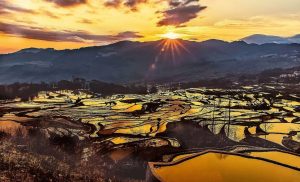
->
[6,35,300,55]
[241,34,300,44]
[1,38,300,84]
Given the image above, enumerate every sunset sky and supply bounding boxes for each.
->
[1,0,300,53]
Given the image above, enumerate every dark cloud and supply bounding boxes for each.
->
[124,0,147,10]
[103,0,206,26]
[158,0,206,26]
[0,1,35,14]
[0,22,143,43]
[104,0,121,8]
[104,0,147,11]
[45,0,87,7]
[168,0,182,7]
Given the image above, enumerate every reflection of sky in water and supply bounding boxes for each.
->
[1,88,300,146]
[151,151,300,182]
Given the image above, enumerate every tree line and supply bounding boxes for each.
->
[0,78,158,101]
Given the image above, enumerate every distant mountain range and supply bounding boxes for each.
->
[241,34,300,44]
[1,38,300,84]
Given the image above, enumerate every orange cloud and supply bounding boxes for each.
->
[0,22,143,43]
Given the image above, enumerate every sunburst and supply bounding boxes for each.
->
[161,32,180,40]
[148,36,193,73]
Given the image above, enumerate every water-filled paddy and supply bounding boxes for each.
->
[0,84,300,181]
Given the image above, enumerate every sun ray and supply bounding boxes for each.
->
[147,33,196,76]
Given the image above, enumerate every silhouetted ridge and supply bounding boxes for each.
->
[1,38,300,84]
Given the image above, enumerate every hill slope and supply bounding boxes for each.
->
[1,39,300,83]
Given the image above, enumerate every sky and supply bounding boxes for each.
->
[1,0,300,53]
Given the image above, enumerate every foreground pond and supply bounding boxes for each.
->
[149,150,300,182]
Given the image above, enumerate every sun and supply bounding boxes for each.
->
[161,32,180,40]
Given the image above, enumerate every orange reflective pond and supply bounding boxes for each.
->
[249,151,300,169]
[149,152,300,182]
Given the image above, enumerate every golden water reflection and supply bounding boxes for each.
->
[150,151,300,182]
